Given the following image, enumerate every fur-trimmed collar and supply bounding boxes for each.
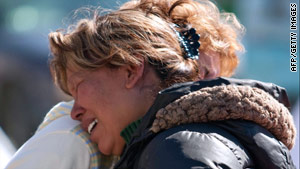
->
[150,85,296,150]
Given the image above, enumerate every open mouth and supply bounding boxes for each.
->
[88,119,98,134]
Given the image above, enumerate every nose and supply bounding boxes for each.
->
[70,102,86,121]
[204,67,219,80]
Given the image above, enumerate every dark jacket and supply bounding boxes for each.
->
[114,77,296,169]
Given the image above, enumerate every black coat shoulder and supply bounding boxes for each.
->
[135,123,253,169]
[135,121,296,169]
[114,78,295,169]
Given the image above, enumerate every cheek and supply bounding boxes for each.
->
[76,82,104,110]
[78,82,117,122]
[77,85,92,102]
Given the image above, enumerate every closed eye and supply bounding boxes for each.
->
[74,80,84,99]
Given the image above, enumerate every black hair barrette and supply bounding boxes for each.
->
[170,24,201,60]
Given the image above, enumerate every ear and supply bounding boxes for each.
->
[124,59,145,89]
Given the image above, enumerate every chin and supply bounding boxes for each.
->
[98,144,113,155]
[97,136,126,155]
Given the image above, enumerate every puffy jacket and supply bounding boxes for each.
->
[114,77,296,169]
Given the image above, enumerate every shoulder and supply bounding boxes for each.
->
[215,120,296,168]
[5,101,98,169]
[5,119,92,169]
[36,101,74,131]
[136,123,251,169]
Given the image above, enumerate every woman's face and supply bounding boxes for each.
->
[67,66,138,155]
[198,51,220,80]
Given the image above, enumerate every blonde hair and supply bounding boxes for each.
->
[49,0,244,95]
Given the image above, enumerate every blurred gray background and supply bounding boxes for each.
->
[0,0,299,168]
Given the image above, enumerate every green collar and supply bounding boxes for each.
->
[120,119,142,144]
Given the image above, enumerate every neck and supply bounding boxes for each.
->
[120,118,142,144]
[120,67,160,144]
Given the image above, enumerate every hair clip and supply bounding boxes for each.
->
[170,24,200,60]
